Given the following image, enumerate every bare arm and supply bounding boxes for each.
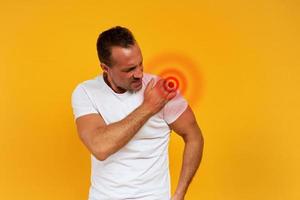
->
[170,105,204,200]
[76,104,152,161]
[75,78,176,161]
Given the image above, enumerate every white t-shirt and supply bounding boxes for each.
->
[71,73,188,200]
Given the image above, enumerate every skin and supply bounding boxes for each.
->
[100,42,144,93]
[75,42,204,200]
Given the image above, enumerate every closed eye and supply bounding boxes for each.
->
[125,67,136,72]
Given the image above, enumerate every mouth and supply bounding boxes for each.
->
[131,79,142,89]
[132,79,142,84]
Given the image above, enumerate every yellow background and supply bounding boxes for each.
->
[1,0,299,199]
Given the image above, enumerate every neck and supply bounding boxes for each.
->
[103,73,126,94]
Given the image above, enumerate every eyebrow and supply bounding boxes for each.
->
[122,60,143,72]
[122,66,136,72]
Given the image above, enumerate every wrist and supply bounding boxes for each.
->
[140,102,155,116]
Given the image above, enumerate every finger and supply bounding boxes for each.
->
[154,78,165,88]
[144,78,154,93]
[155,78,169,97]
[150,78,165,98]
[165,90,177,101]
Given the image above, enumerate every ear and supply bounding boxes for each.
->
[100,63,109,73]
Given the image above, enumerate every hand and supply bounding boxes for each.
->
[142,78,177,115]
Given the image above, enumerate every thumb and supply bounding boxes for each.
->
[144,78,154,93]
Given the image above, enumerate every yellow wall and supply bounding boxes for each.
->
[1,0,299,199]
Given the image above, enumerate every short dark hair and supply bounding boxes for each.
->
[96,26,136,66]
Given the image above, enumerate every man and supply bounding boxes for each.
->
[71,26,204,200]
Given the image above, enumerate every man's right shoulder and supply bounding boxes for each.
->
[71,76,101,120]
[72,75,104,93]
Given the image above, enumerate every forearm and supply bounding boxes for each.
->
[93,104,153,160]
[174,133,204,197]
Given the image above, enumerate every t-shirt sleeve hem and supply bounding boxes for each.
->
[165,101,188,124]
[73,111,99,121]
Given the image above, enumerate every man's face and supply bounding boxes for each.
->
[103,43,144,93]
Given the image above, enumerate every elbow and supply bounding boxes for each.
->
[94,146,110,161]
[200,133,204,144]
[199,133,204,148]
[94,154,107,161]
[191,132,204,147]
[90,134,111,161]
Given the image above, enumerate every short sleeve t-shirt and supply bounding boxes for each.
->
[71,73,188,200]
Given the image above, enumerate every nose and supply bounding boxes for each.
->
[133,66,143,79]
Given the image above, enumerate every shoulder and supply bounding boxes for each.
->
[72,75,104,95]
